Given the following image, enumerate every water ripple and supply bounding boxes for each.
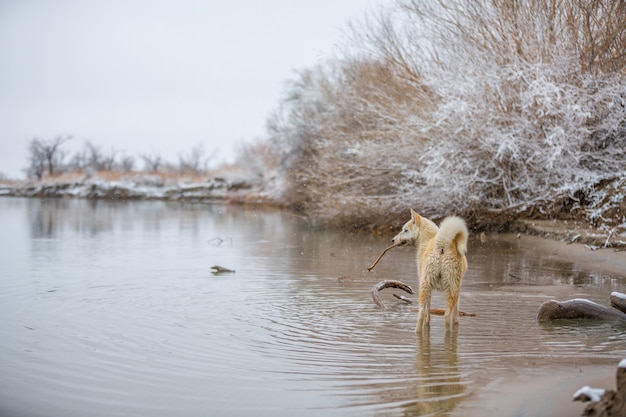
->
[1,199,625,417]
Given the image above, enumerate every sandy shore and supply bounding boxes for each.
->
[460,234,626,417]
[456,363,619,417]
[495,232,626,277]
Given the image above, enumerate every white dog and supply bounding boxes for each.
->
[391,209,468,331]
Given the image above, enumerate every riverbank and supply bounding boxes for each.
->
[1,173,625,250]
[510,219,626,250]
[458,362,618,417]
[464,234,626,417]
[488,233,626,277]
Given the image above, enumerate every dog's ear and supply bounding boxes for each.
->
[410,208,420,223]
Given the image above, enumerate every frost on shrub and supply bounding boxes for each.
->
[581,177,626,232]
[267,0,626,229]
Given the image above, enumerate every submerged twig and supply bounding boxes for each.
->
[367,244,398,271]
[208,237,233,247]
[393,293,413,304]
[410,308,477,317]
[411,308,476,317]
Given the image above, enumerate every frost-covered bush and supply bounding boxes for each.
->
[269,0,626,229]
[268,59,432,227]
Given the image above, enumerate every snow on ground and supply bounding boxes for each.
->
[0,170,282,206]
[573,386,606,403]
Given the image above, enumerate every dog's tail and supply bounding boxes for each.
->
[435,216,468,255]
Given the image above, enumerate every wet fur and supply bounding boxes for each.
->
[392,209,468,332]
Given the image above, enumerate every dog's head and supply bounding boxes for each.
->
[391,209,421,247]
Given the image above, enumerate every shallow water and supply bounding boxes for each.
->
[0,198,624,417]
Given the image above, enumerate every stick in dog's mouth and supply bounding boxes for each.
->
[367,244,399,272]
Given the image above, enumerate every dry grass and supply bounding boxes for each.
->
[32,170,213,185]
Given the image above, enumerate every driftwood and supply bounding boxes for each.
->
[367,244,477,315]
[536,294,626,322]
[371,280,477,316]
[574,359,626,417]
[367,244,398,272]
[409,307,477,317]
[371,280,414,308]
[211,265,235,274]
[610,292,626,314]
[393,293,413,304]
[391,294,477,316]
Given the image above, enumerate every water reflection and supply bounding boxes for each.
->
[409,329,464,416]
[0,198,625,417]
[27,198,217,238]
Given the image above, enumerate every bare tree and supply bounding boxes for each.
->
[177,144,214,176]
[85,141,103,170]
[235,138,279,179]
[101,147,118,171]
[119,155,135,173]
[67,148,87,172]
[140,152,162,173]
[27,141,46,180]
[26,136,71,178]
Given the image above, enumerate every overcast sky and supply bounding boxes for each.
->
[0,0,374,178]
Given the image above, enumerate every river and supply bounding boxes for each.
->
[0,198,624,417]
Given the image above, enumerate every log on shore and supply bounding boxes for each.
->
[610,291,626,314]
[574,358,626,417]
[536,298,626,322]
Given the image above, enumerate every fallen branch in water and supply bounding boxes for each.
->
[371,280,476,316]
[371,280,413,308]
[208,237,233,246]
[393,293,478,316]
[211,265,236,274]
[367,244,398,271]
[410,307,477,317]
[393,293,413,304]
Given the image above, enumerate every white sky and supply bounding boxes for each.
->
[0,0,374,178]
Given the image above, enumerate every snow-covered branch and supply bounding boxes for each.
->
[266,0,626,229]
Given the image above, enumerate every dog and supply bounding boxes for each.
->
[391,209,468,332]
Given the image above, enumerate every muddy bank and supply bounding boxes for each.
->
[511,219,626,250]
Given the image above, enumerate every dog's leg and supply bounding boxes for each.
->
[444,290,460,326]
[416,285,432,332]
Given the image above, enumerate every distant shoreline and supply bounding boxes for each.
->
[2,173,625,250]
[0,171,284,208]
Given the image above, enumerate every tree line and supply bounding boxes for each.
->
[26,136,216,180]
